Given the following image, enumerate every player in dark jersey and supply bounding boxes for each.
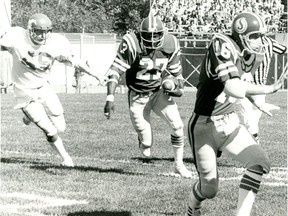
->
[238,36,287,143]
[185,12,283,216]
[103,14,192,178]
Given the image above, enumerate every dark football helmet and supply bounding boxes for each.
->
[27,13,52,45]
[140,15,164,49]
[231,12,266,54]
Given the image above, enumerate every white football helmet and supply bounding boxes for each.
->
[28,13,52,45]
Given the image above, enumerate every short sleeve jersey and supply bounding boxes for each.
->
[0,26,73,89]
[107,32,183,93]
[194,33,242,116]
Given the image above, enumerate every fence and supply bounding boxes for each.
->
[0,33,287,93]
[179,33,288,89]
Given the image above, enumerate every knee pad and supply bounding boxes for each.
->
[23,101,58,138]
[171,121,184,137]
[244,146,271,174]
[199,181,219,199]
[49,114,66,133]
[23,101,47,123]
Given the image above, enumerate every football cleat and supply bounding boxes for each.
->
[175,164,193,178]
[139,144,151,157]
[61,156,74,167]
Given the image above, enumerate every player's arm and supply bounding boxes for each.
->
[72,58,105,84]
[104,37,133,119]
[224,78,282,116]
[164,37,184,97]
[0,26,18,52]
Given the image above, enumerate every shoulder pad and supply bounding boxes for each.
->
[160,34,179,54]
[211,33,240,61]
[123,32,142,53]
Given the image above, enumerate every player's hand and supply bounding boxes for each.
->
[241,72,253,82]
[104,101,114,119]
[271,79,283,93]
[256,103,280,117]
[164,87,184,97]
[95,75,106,86]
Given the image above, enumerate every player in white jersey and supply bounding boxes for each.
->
[238,36,287,143]
[0,13,103,167]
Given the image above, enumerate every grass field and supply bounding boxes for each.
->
[0,90,287,216]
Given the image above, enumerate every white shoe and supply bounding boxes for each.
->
[175,164,193,178]
[139,144,151,157]
[61,156,74,167]
[22,116,31,125]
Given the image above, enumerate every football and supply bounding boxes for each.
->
[161,76,177,91]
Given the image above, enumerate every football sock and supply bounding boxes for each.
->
[236,169,263,216]
[187,181,205,210]
[49,137,70,160]
[171,134,184,166]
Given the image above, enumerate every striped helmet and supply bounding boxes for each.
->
[140,14,164,49]
[231,12,266,54]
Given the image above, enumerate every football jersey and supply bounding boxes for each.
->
[0,26,73,89]
[108,32,182,93]
[251,36,287,85]
[194,33,242,116]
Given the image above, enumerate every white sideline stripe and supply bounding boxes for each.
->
[0,192,88,209]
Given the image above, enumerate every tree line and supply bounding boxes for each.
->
[11,0,150,35]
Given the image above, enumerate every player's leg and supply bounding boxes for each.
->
[41,85,73,166]
[238,96,265,143]
[22,101,73,166]
[222,124,270,216]
[186,114,219,215]
[42,85,66,133]
[129,90,152,157]
[38,84,73,166]
[153,92,192,178]
[248,95,265,143]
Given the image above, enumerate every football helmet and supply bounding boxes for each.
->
[28,13,52,45]
[140,15,164,49]
[231,12,266,54]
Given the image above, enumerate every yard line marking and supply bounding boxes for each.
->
[0,192,88,209]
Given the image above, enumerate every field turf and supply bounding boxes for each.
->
[1,90,287,216]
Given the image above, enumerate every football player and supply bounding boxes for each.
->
[238,35,287,143]
[103,14,192,178]
[0,13,103,167]
[185,12,282,215]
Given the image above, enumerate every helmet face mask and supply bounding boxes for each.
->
[28,13,52,45]
[140,15,164,49]
[243,32,265,54]
[232,12,266,55]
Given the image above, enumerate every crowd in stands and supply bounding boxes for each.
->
[152,0,287,36]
